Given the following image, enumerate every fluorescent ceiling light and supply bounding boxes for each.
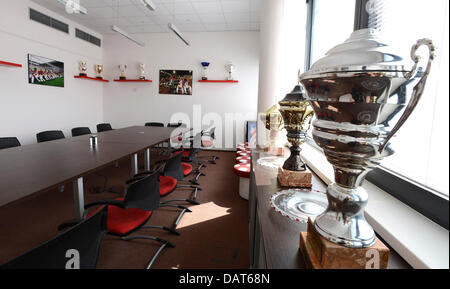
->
[142,0,156,11]
[168,23,190,46]
[57,0,88,15]
[111,25,145,47]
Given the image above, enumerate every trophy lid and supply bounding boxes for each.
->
[280,70,308,105]
[301,28,414,79]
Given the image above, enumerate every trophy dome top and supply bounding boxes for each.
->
[301,28,414,79]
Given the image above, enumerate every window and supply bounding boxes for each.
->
[309,0,356,66]
[366,0,449,199]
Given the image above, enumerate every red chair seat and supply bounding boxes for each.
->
[234,163,250,178]
[87,197,152,236]
[160,175,177,196]
[182,162,193,176]
[202,140,213,147]
[173,150,190,158]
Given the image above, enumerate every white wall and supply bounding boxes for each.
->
[102,31,259,149]
[0,0,103,145]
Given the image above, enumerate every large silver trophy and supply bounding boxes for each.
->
[300,28,435,248]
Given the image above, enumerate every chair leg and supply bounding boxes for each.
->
[120,235,175,269]
[160,186,201,205]
[197,155,219,164]
[159,204,192,233]
[142,225,180,235]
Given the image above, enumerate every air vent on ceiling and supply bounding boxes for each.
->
[29,8,69,34]
[75,28,101,47]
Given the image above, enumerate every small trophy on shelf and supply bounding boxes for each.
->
[225,62,235,80]
[94,64,103,79]
[78,61,87,76]
[139,63,146,80]
[201,62,210,80]
[118,64,127,80]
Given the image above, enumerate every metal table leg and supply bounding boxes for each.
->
[131,153,138,177]
[57,177,84,231]
[145,148,151,171]
[73,177,84,220]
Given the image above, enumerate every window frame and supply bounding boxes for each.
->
[304,0,449,230]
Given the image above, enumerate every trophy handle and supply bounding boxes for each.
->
[379,39,436,153]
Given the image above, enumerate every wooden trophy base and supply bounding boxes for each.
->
[299,218,390,269]
[277,167,312,188]
[264,146,284,156]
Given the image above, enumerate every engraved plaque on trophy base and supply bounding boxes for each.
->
[119,76,126,80]
[79,73,87,76]
[299,218,389,269]
[264,146,284,156]
[278,167,312,188]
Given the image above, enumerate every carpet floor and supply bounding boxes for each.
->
[0,150,249,269]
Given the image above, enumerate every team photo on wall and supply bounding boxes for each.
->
[159,69,193,95]
[28,54,64,87]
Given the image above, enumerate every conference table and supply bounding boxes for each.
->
[0,126,190,221]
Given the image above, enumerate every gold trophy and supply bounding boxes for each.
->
[118,64,127,80]
[277,70,314,188]
[94,64,103,79]
[78,61,87,76]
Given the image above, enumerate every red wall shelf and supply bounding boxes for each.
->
[0,60,22,68]
[114,79,152,82]
[198,80,238,83]
[74,75,109,82]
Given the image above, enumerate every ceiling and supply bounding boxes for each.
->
[30,0,261,35]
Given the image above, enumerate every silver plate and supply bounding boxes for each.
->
[256,156,284,170]
[270,188,328,223]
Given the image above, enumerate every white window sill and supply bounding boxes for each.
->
[301,143,449,269]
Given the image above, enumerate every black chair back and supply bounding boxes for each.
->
[72,127,92,137]
[96,123,113,132]
[125,171,161,211]
[0,137,21,150]
[163,152,184,180]
[36,130,65,143]
[1,207,107,269]
[145,122,164,127]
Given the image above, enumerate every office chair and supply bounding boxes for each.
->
[72,127,92,137]
[167,122,183,128]
[36,130,65,143]
[134,152,201,206]
[84,171,184,268]
[97,123,113,133]
[196,127,220,164]
[0,137,21,150]
[145,122,167,153]
[2,207,107,269]
[145,122,164,127]
[171,133,208,186]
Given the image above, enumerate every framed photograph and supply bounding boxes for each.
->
[246,121,257,146]
[159,69,193,95]
[28,54,64,87]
